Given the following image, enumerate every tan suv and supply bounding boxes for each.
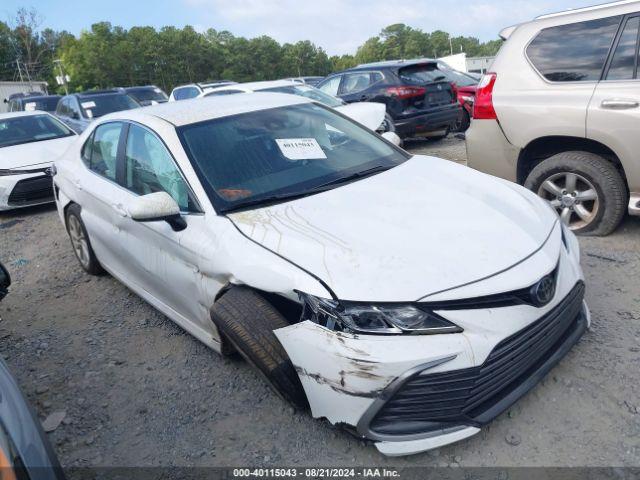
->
[466,0,640,235]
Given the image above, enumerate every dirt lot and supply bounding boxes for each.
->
[0,136,639,468]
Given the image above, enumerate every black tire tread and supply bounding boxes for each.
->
[210,287,308,409]
[524,151,627,236]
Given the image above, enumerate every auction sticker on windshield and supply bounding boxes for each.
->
[276,138,326,160]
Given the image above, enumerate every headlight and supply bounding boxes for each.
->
[298,292,463,335]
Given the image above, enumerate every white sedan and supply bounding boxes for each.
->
[0,111,76,210]
[199,80,399,143]
[53,93,589,456]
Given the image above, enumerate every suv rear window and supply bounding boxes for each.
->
[527,16,622,82]
[398,64,445,85]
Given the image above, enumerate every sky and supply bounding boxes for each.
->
[2,0,603,55]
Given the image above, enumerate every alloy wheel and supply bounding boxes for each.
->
[68,215,91,269]
[537,172,599,230]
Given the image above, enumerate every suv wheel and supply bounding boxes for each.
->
[524,151,627,236]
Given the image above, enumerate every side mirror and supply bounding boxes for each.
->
[381,131,402,147]
[0,261,11,302]
[127,192,187,232]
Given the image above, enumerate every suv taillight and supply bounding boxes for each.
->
[386,86,426,99]
[473,72,497,120]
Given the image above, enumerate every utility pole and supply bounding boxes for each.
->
[15,59,24,83]
[449,36,454,56]
[54,59,69,95]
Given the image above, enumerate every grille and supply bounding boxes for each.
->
[369,282,585,436]
[8,175,53,206]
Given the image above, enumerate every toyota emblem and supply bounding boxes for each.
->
[530,274,556,307]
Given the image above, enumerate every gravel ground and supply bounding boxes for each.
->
[0,136,639,469]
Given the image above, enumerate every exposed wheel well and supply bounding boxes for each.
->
[517,136,628,189]
[213,284,303,355]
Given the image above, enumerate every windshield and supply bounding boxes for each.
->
[0,114,74,148]
[23,97,60,112]
[178,103,408,213]
[262,85,344,108]
[127,88,168,103]
[79,94,139,118]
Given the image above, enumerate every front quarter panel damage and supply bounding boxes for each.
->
[273,321,472,428]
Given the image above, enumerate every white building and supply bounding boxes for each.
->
[1,81,49,113]
[466,56,495,74]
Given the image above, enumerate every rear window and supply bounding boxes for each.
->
[398,64,446,85]
[126,87,168,103]
[527,16,622,82]
[173,87,200,100]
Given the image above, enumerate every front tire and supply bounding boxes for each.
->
[524,151,627,236]
[210,287,308,409]
[65,204,104,275]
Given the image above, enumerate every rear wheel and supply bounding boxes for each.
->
[524,151,627,236]
[210,287,308,409]
[454,110,470,132]
[65,204,104,275]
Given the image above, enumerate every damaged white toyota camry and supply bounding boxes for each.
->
[53,93,589,456]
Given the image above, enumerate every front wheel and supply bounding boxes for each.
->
[524,151,627,236]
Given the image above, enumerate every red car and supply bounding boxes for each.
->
[439,68,479,131]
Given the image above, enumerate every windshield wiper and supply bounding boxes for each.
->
[223,165,392,214]
[312,165,392,189]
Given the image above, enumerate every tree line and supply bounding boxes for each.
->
[0,8,502,94]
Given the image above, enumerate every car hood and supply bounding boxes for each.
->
[228,156,557,301]
[335,102,386,131]
[0,135,75,170]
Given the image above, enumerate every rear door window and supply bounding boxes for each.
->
[606,15,640,80]
[527,15,622,82]
[84,122,124,181]
[341,73,373,94]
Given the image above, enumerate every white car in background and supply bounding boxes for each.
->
[168,81,237,101]
[200,80,399,143]
[0,111,76,210]
[53,93,588,456]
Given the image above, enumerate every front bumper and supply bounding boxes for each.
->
[394,104,460,137]
[0,172,54,211]
[275,230,587,456]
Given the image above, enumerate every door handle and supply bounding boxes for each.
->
[359,94,370,101]
[111,204,128,217]
[601,99,639,110]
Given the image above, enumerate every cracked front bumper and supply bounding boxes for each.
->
[274,234,587,456]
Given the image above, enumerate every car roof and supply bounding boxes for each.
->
[535,0,637,19]
[208,79,300,93]
[100,92,312,127]
[353,58,438,70]
[0,110,55,121]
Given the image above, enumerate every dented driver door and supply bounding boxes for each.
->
[116,123,209,329]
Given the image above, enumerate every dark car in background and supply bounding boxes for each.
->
[434,66,479,131]
[55,89,140,133]
[4,93,62,114]
[120,85,169,106]
[0,261,66,480]
[316,59,460,140]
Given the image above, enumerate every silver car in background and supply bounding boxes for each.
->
[466,0,640,235]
